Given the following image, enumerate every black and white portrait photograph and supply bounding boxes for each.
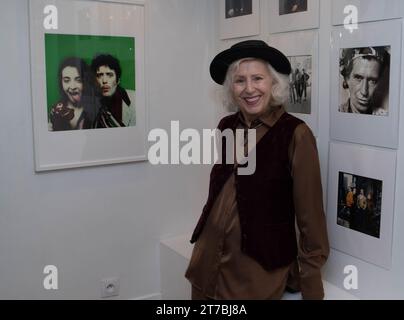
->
[287,55,312,114]
[279,0,308,15]
[337,172,382,239]
[225,0,253,19]
[339,46,391,116]
[330,20,401,149]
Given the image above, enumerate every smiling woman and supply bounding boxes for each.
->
[228,59,274,125]
[185,40,329,300]
[223,57,289,118]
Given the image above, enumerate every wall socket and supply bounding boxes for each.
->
[100,277,120,298]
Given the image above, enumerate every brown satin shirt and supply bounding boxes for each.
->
[185,106,329,300]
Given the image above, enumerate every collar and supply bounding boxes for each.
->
[238,105,286,128]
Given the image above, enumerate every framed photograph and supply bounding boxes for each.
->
[220,0,260,39]
[332,0,404,26]
[330,20,401,149]
[29,0,147,171]
[267,30,319,136]
[327,142,396,269]
[268,0,319,34]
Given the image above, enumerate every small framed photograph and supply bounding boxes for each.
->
[268,0,319,34]
[332,0,404,26]
[330,20,401,149]
[327,142,396,269]
[220,0,260,39]
[29,0,147,171]
[267,30,319,136]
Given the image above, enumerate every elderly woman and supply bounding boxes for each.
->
[185,40,329,300]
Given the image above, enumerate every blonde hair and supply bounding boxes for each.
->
[222,58,289,112]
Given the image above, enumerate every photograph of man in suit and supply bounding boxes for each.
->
[287,55,312,114]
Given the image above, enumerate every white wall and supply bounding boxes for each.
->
[2,0,404,300]
[0,0,216,299]
[320,2,404,300]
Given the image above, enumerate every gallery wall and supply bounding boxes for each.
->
[2,0,404,301]
[0,0,216,299]
[324,2,404,298]
[215,0,404,299]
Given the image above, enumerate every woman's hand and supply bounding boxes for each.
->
[50,103,74,131]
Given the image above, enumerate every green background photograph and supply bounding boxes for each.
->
[45,33,136,113]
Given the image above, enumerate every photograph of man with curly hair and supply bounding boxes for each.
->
[339,46,390,116]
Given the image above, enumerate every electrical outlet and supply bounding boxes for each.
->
[101,277,120,298]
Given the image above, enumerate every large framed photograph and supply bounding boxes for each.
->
[332,0,404,26]
[327,142,396,269]
[220,0,260,39]
[268,0,319,34]
[29,0,147,171]
[330,20,401,149]
[267,30,319,136]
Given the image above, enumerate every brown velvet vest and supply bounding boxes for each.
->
[190,112,304,271]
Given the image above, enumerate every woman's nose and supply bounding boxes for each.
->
[245,79,254,93]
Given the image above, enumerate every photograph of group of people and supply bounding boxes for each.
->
[286,55,312,114]
[279,0,308,15]
[337,172,382,238]
[225,0,252,18]
[339,46,391,116]
[45,33,136,131]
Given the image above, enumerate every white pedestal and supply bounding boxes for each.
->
[160,233,358,300]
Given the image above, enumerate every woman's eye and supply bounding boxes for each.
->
[234,79,244,84]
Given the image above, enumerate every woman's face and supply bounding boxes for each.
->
[231,60,273,123]
[61,66,83,105]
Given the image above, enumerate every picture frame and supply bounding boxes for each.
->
[29,0,147,171]
[330,19,401,149]
[327,142,396,269]
[332,0,404,26]
[268,0,319,34]
[220,0,260,40]
[267,30,319,136]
